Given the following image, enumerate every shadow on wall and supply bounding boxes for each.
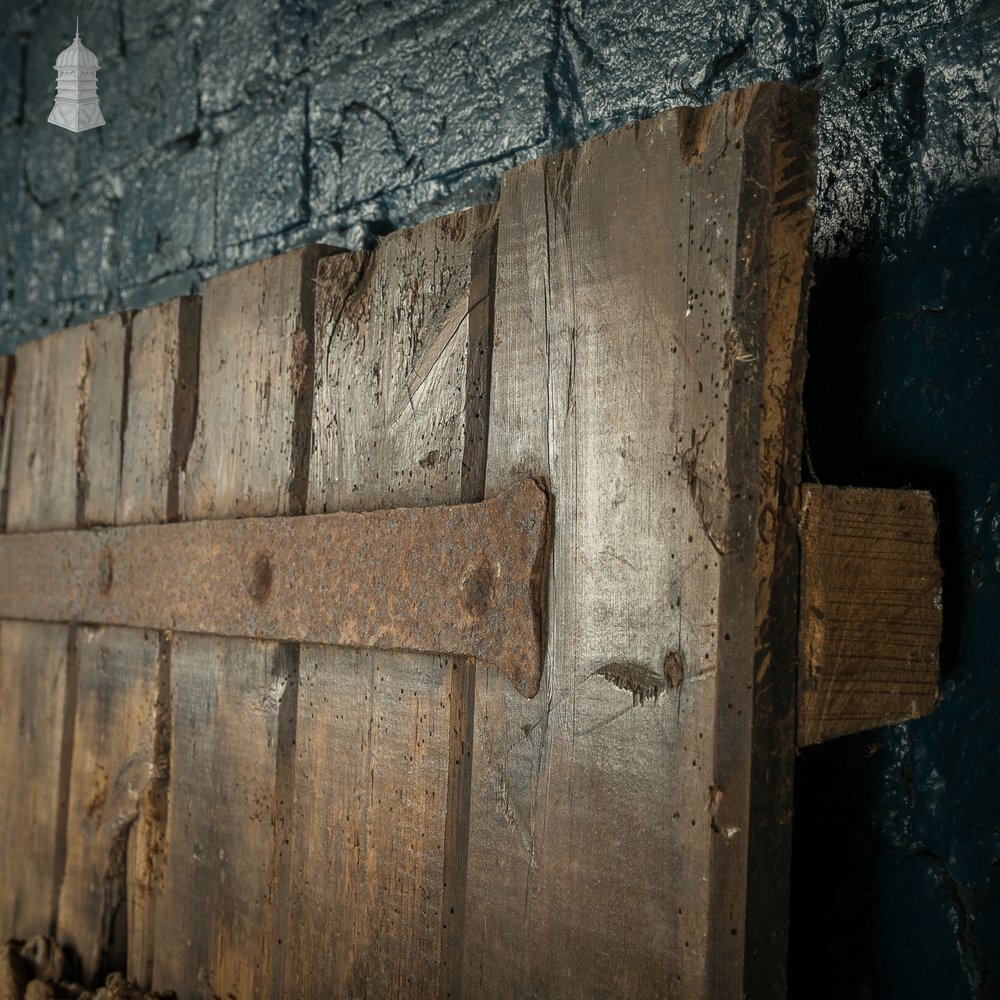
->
[790,180,1000,999]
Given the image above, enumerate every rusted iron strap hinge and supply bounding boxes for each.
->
[0,478,550,697]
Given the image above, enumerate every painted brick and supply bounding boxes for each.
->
[118,144,216,283]
[215,89,307,264]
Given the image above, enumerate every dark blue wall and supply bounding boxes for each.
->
[1,2,998,995]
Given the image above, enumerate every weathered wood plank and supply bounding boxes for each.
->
[152,247,333,998]
[736,87,819,998]
[27,301,198,988]
[152,634,297,999]
[798,485,941,746]
[180,246,335,520]
[463,83,816,999]
[1,318,129,946]
[117,298,201,525]
[55,626,163,982]
[79,317,129,528]
[283,206,497,997]
[283,646,454,997]
[0,355,12,530]
[308,207,495,514]
[0,621,76,939]
[6,330,82,532]
[5,317,129,532]
[124,632,171,992]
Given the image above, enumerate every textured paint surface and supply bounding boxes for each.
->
[0,0,998,994]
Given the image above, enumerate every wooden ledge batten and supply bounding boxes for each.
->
[798,484,942,746]
[0,478,549,698]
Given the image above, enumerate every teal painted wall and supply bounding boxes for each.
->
[0,2,998,994]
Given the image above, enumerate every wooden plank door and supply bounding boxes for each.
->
[0,81,820,1000]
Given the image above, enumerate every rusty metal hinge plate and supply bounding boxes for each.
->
[0,479,549,697]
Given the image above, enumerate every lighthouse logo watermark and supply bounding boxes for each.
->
[48,19,105,133]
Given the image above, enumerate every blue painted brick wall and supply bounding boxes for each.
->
[1,1,998,995]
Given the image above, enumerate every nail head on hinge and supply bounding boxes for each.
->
[97,548,113,596]
[459,559,495,617]
[246,551,273,604]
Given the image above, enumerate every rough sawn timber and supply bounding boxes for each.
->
[5,315,129,532]
[797,485,941,746]
[117,296,200,525]
[0,315,129,951]
[151,245,335,998]
[0,304,194,984]
[284,205,497,998]
[0,620,76,941]
[55,625,163,981]
[462,82,817,999]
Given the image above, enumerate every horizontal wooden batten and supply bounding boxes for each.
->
[798,484,942,746]
[0,478,549,697]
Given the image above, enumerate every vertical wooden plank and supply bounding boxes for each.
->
[7,330,84,532]
[79,316,129,527]
[117,298,198,981]
[287,647,455,997]
[33,299,200,988]
[736,87,818,998]
[282,206,496,997]
[55,626,162,981]
[5,316,129,532]
[152,634,297,999]
[0,355,13,530]
[0,621,76,940]
[180,246,334,520]
[117,297,201,525]
[124,631,171,992]
[0,316,126,944]
[797,486,941,746]
[153,247,333,999]
[462,83,816,999]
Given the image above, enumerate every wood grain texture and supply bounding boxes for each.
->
[283,646,454,998]
[1,317,129,947]
[5,316,129,532]
[180,245,336,520]
[20,301,197,987]
[117,297,201,525]
[152,247,333,998]
[287,206,497,998]
[462,83,816,999]
[308,206,496,514]
[152,634,297,1000]
[0,356,12,530]
[0,621,76,939]
[5,330,78,530]
[79,317,129,528]
[55,626,163,983]
[798,485,941,746]
[733,85,818,998]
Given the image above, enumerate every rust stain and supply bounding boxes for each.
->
[0,478,550,699]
